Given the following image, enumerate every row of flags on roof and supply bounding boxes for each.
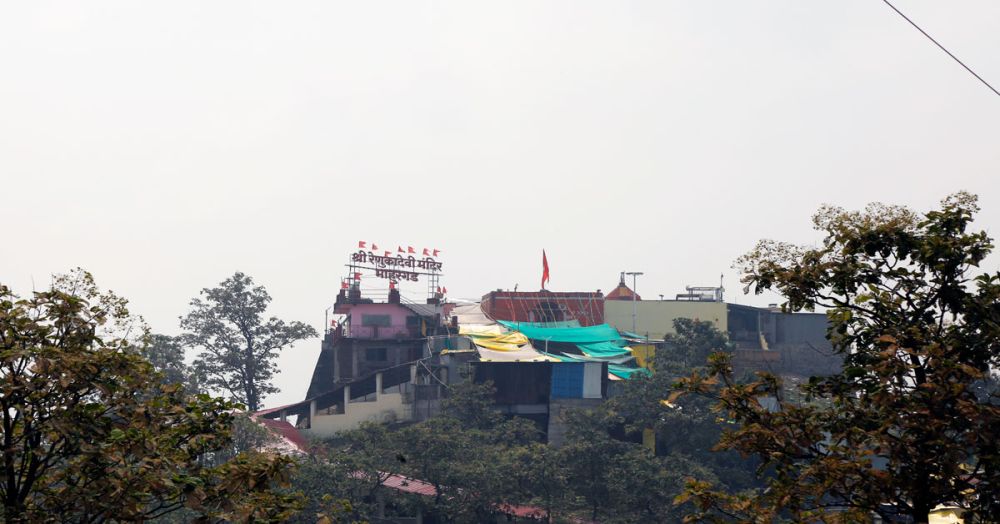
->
[352,242,553,296]
[359,241,440,258]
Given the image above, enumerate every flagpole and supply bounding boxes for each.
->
[625,271,643,334]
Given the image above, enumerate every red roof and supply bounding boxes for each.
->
[498,503,548,519]
[369,472,547,519]
[605,282,640,301]
[380,473,438,497]
[254,417,310,453]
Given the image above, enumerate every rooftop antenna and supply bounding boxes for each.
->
[624,271,643,333]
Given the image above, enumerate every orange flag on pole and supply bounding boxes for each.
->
[541,250,550,290]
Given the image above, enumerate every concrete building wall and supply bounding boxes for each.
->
[604,300,728,340]
[347,303,419,339]
[305,391,410,438]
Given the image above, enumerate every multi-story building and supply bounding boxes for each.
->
[604,281,841,377]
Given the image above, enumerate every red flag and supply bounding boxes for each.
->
[384,251,391,257]
[541,250,550,289]
[389,280,396,289]
[358,241,367,249]
[407,246,415,254]
[436,286,441,293]
[372,243,378,251]
[422,248,430,256]
[398,246,405,253]
[354,272,362,281]
[432,249,440,257]
[443,286,448,294]
[341,281,349,290]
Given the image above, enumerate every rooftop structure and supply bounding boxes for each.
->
[480,289,605,326]
[605,272,641,301]
[603,281,841,377]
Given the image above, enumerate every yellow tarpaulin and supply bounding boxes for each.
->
[458,322,558,362]
[475,343,559,362]
[459,325,529,350]
[459,324,504,337]
[631,343,656,369]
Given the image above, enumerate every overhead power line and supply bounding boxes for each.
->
[881,0,1000,98]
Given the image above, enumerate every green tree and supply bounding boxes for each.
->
[141,333,206,391]
[506,442,569,523]
[678,193,1000,523]
[291,422,402,522]
[557,407,715,523]
[0,270,302,522]
[663,317,733,370]
[301,381,542,523]
[181,272,317,412]
[608,319,759,493]
[395,382,539,522]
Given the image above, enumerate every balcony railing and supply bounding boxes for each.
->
[346,325,421,340]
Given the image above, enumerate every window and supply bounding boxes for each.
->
[361,314,391,327]
[406,316,421,327]
[366,347,388,361]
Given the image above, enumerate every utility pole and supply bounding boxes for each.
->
[624,271,643,334]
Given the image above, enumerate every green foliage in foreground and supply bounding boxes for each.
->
[0,270,301,522]
[678,193,1000,523]
[291,369,754,524]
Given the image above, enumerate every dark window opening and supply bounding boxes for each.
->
[366,347,388,361]
[361,314,391,327]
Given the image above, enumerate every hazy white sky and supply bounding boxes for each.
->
[2,1,998,409]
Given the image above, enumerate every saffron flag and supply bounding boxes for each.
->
[541,250,550,289]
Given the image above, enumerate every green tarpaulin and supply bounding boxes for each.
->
[560,352,635,365]
[538,351,648,379]
[577,341,631,358]
[545,352,584,362]
[497,321,622,344]
[501,322,648,379]
[609,365,652,379]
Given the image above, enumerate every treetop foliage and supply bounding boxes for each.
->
[0,270,301,522]
[680,192,1000,523]
[181,271,317,412]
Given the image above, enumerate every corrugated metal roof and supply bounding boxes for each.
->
[254,417,310,454]
[371,472,547,518]
[380,473,438,496]
[401,302,443,318]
